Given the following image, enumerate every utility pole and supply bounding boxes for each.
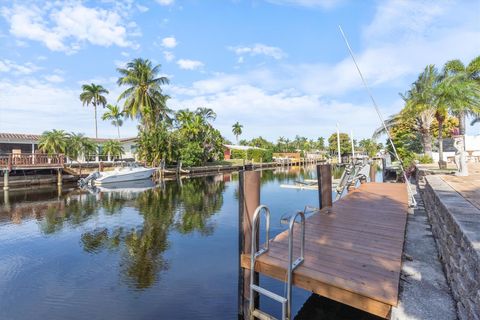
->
[351,130,355,159]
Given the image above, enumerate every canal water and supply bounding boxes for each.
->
[0,165,382,320]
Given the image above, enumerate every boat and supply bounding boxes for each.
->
[78,164,156,186]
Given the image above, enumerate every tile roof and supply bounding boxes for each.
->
[0,133,136,143]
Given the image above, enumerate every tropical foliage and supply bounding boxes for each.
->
[79,83,109,139]
[232,122,243,144]
[374,57,480,168]
[328,132,352,156]
[102,140,124,159]
[38,129,68,155]
[66,133,96,162]
[117,58,171,129]
[102,104,124,139]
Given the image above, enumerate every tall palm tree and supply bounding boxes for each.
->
[117,58,170,129]
[79,83,109,139]
[443,56,480,134]
[102,104,124,139]
[232,122,243,144]
[39,130,68,155]
[196,107,216,122]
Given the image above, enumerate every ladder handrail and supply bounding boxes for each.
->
[249,205,271,317]
[287,211,305,318]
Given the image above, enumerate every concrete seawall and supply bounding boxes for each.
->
[418,174,480,319]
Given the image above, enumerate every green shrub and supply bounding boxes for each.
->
[230,148,272,162]
[416,154,433,164]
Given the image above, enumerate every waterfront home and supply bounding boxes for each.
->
[0,133,137,162]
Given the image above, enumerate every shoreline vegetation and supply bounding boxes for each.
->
[34,55,479,171]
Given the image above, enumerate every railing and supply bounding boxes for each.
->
[0,153,64,170]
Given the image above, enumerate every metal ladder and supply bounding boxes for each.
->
[249,205,305,320]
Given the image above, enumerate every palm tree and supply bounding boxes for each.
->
[102,104,124,139]
[232,122,243,144]
[79,83,109,139]
[102,140,124,160]
[66,133,97,162]
[196,107,216,122]
[117,58,170,128]
[39,130,68,155]
[443,56,480,134]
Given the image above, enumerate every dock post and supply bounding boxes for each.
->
[317,164,332,210]
[3,170,9,191]
[238,169,260,319]
[369,162,376,182]
[3,188,10,211]
[57,169,62,186]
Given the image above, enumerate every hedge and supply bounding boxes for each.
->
[231,149,272,162]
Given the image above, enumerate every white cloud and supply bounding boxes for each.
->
[264,0,342,9]
[0,78,138,138]
[176,59,204,70]
[1,3,136,53]
[0,59,40,75]
[169,83,378,140]
[44,74,64,83]
[229,43,286,60]
[156,0,175,6]
[163,51,175,62]
[161,36,178,48]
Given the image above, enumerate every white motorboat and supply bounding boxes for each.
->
[95,166,156,185]
[78,165,156,186]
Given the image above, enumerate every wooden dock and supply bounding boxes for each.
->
[0,153,64,171]
[241,182,408,318]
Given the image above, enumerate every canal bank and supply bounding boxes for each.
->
[416,164,480,320]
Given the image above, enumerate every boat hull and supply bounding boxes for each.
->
[94,168,156,185]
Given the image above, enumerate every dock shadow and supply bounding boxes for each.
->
[294,294,384,320]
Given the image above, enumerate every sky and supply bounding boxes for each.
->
[0,0,479,143]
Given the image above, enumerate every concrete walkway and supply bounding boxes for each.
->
[391,183,457,320]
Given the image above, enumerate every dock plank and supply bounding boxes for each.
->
[241,182,408,319]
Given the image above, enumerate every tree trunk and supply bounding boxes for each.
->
[422,132,433,158]
[94,103,98,139]
[117,126,120,140]
[438,119,445,168]
[458,110,466,135]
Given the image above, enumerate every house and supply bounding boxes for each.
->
[0,133,137,162]
[223,144,263,160]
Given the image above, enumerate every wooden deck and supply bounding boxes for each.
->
[0,154,64,171]
[241,182,409,318]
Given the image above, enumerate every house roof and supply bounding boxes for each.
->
[0,133,137,143]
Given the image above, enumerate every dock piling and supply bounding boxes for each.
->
[316,164,332,210]
[238,169,260,318]
[3,170,9,191]
[57,169,62,186]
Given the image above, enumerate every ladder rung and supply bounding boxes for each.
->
[251,284,287,304]
[252,308,278,320]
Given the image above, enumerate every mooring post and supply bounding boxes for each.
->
[3,189,10,211]
[3,170,9,191]
[238,169,260,319]
[369,162,376,182]
[57,169,62,186]
[317,164,332,210]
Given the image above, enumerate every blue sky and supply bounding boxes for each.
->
[0,0,479,143]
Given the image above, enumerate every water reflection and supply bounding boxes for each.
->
[0,165,383,319]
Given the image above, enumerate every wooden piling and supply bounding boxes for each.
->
[369,163,376,182]
[317,164,332,210]
[57,169,62,186]
[3,170,9,191]
[238,169,260,318]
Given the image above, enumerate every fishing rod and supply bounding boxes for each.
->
[338,25,417,207]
